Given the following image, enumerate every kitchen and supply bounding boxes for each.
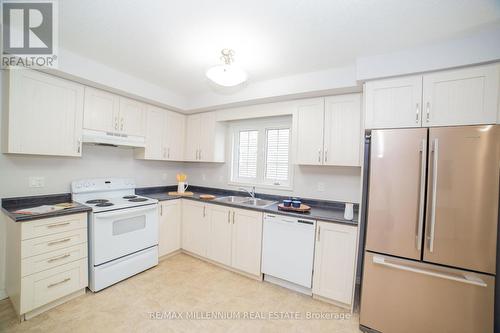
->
[0,1,499,332]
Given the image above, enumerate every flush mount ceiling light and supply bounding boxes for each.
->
[206,49,247,87]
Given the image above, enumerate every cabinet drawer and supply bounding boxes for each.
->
[21,243,88,277]
[21,213,87,240]
[22,228,87,258]
[20,258,88,314]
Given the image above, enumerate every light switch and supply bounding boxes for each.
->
[29,176,45,188]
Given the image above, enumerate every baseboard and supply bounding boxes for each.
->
[0,289,7,300]
[263,274,312,296]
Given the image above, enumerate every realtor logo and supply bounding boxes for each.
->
[1,0,58,68]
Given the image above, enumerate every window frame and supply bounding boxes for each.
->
[229,117,293,191]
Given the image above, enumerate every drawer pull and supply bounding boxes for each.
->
[47,254,71,263]
[47,222,70,229]
[47,278,71,288]
[48,238,71,246]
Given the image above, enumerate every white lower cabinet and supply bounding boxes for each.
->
[181,201,263,277]
[158,200,181,257]
[5,213,88,319]
[230,208,263,276]
[181,200,209,257]
[207,205,232,266]
[312,221,358,308]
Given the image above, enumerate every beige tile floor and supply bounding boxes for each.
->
[0,253,362,333]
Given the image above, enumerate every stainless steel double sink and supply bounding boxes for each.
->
[214,196,277,208]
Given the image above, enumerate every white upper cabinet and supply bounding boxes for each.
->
[138,105,165,160]
[295,95,362,166]
[4,70,84,157]
[364,64,499,129]
[118,97,146,136]
[83,87,119,133]
[184,112,225,163]
[422,65,499,127]
[83,88,146,137]
[164,111,186,161]
[364,76,423,129]
[295,98,325,165]
[324,94,362,166]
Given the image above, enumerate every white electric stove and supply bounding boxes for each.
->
[72,178,159,292]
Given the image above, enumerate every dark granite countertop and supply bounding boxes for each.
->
[137,185,358,226]
[2,193,91,222]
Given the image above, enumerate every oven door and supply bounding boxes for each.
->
[92,204,158,266]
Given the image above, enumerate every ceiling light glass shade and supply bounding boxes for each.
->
[206,64,247,87]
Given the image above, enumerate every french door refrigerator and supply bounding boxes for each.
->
[360,125,499,333]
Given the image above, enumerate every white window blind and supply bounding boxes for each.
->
[238,130,258,179]
[265,128,290,183]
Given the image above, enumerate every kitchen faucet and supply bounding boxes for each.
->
[239,186,256,199]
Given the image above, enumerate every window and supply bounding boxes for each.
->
[231,117,292,189]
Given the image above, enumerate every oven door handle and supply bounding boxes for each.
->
[94,204,157,218]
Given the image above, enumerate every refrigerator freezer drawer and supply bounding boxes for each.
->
[360,252,494,333]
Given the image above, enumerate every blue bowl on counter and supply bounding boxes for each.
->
[292,200,302,208]
[283,199,292,207]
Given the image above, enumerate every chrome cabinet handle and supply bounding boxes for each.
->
[120,117,124,131]
[318,150,321,163]
[232,211,235,224]
[373,256,486,287]
[167,148,170,159]
[114,116,119,130]
[317,226,321,242]
[203,206,206,217]
[416,139,426,250]
[47,222,70,229]
[48,238,71,246]
[47,253,70,263]
[160,204,163,216]
[428,138,439,252]
[426,102,430,122]
[47,278,71,288]
[77,139,81,153]
[227,211,231,224]
[415,103,420,123]
[324,150,328,163]
[199,149,202,160]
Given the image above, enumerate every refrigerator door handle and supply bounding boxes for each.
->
[416,139,426,250]
[372,256,487,287]
[428,138,439,252]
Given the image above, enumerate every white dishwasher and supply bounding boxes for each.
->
[261,213,316,293]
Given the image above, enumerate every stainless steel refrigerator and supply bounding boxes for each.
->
[360,125,499,333]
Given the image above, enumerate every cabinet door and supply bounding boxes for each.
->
[165,111,186,161]
[7,70,84,157]
[312,222,357,307]
[231,208,263,276]
[423,64,499,127]
[83,87,119,132]
[181,200,209,256]
[198,112,216,162]
[324,94,362,166]
[207,205,232,266]
[184,114,201,161]
[143,106,166,160]
[118,97,146,136]
[364,76,423,129]
[158,200,181,257]
[295,98,325,165]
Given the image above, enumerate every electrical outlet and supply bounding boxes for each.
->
[202,174,207,181]
[317,182,325,192]
[29,176,45,188]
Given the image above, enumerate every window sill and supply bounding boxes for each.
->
[228,181,293,192]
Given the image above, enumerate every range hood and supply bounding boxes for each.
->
[82,129,146,148]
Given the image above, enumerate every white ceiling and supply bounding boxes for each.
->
[59,0,500,107]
